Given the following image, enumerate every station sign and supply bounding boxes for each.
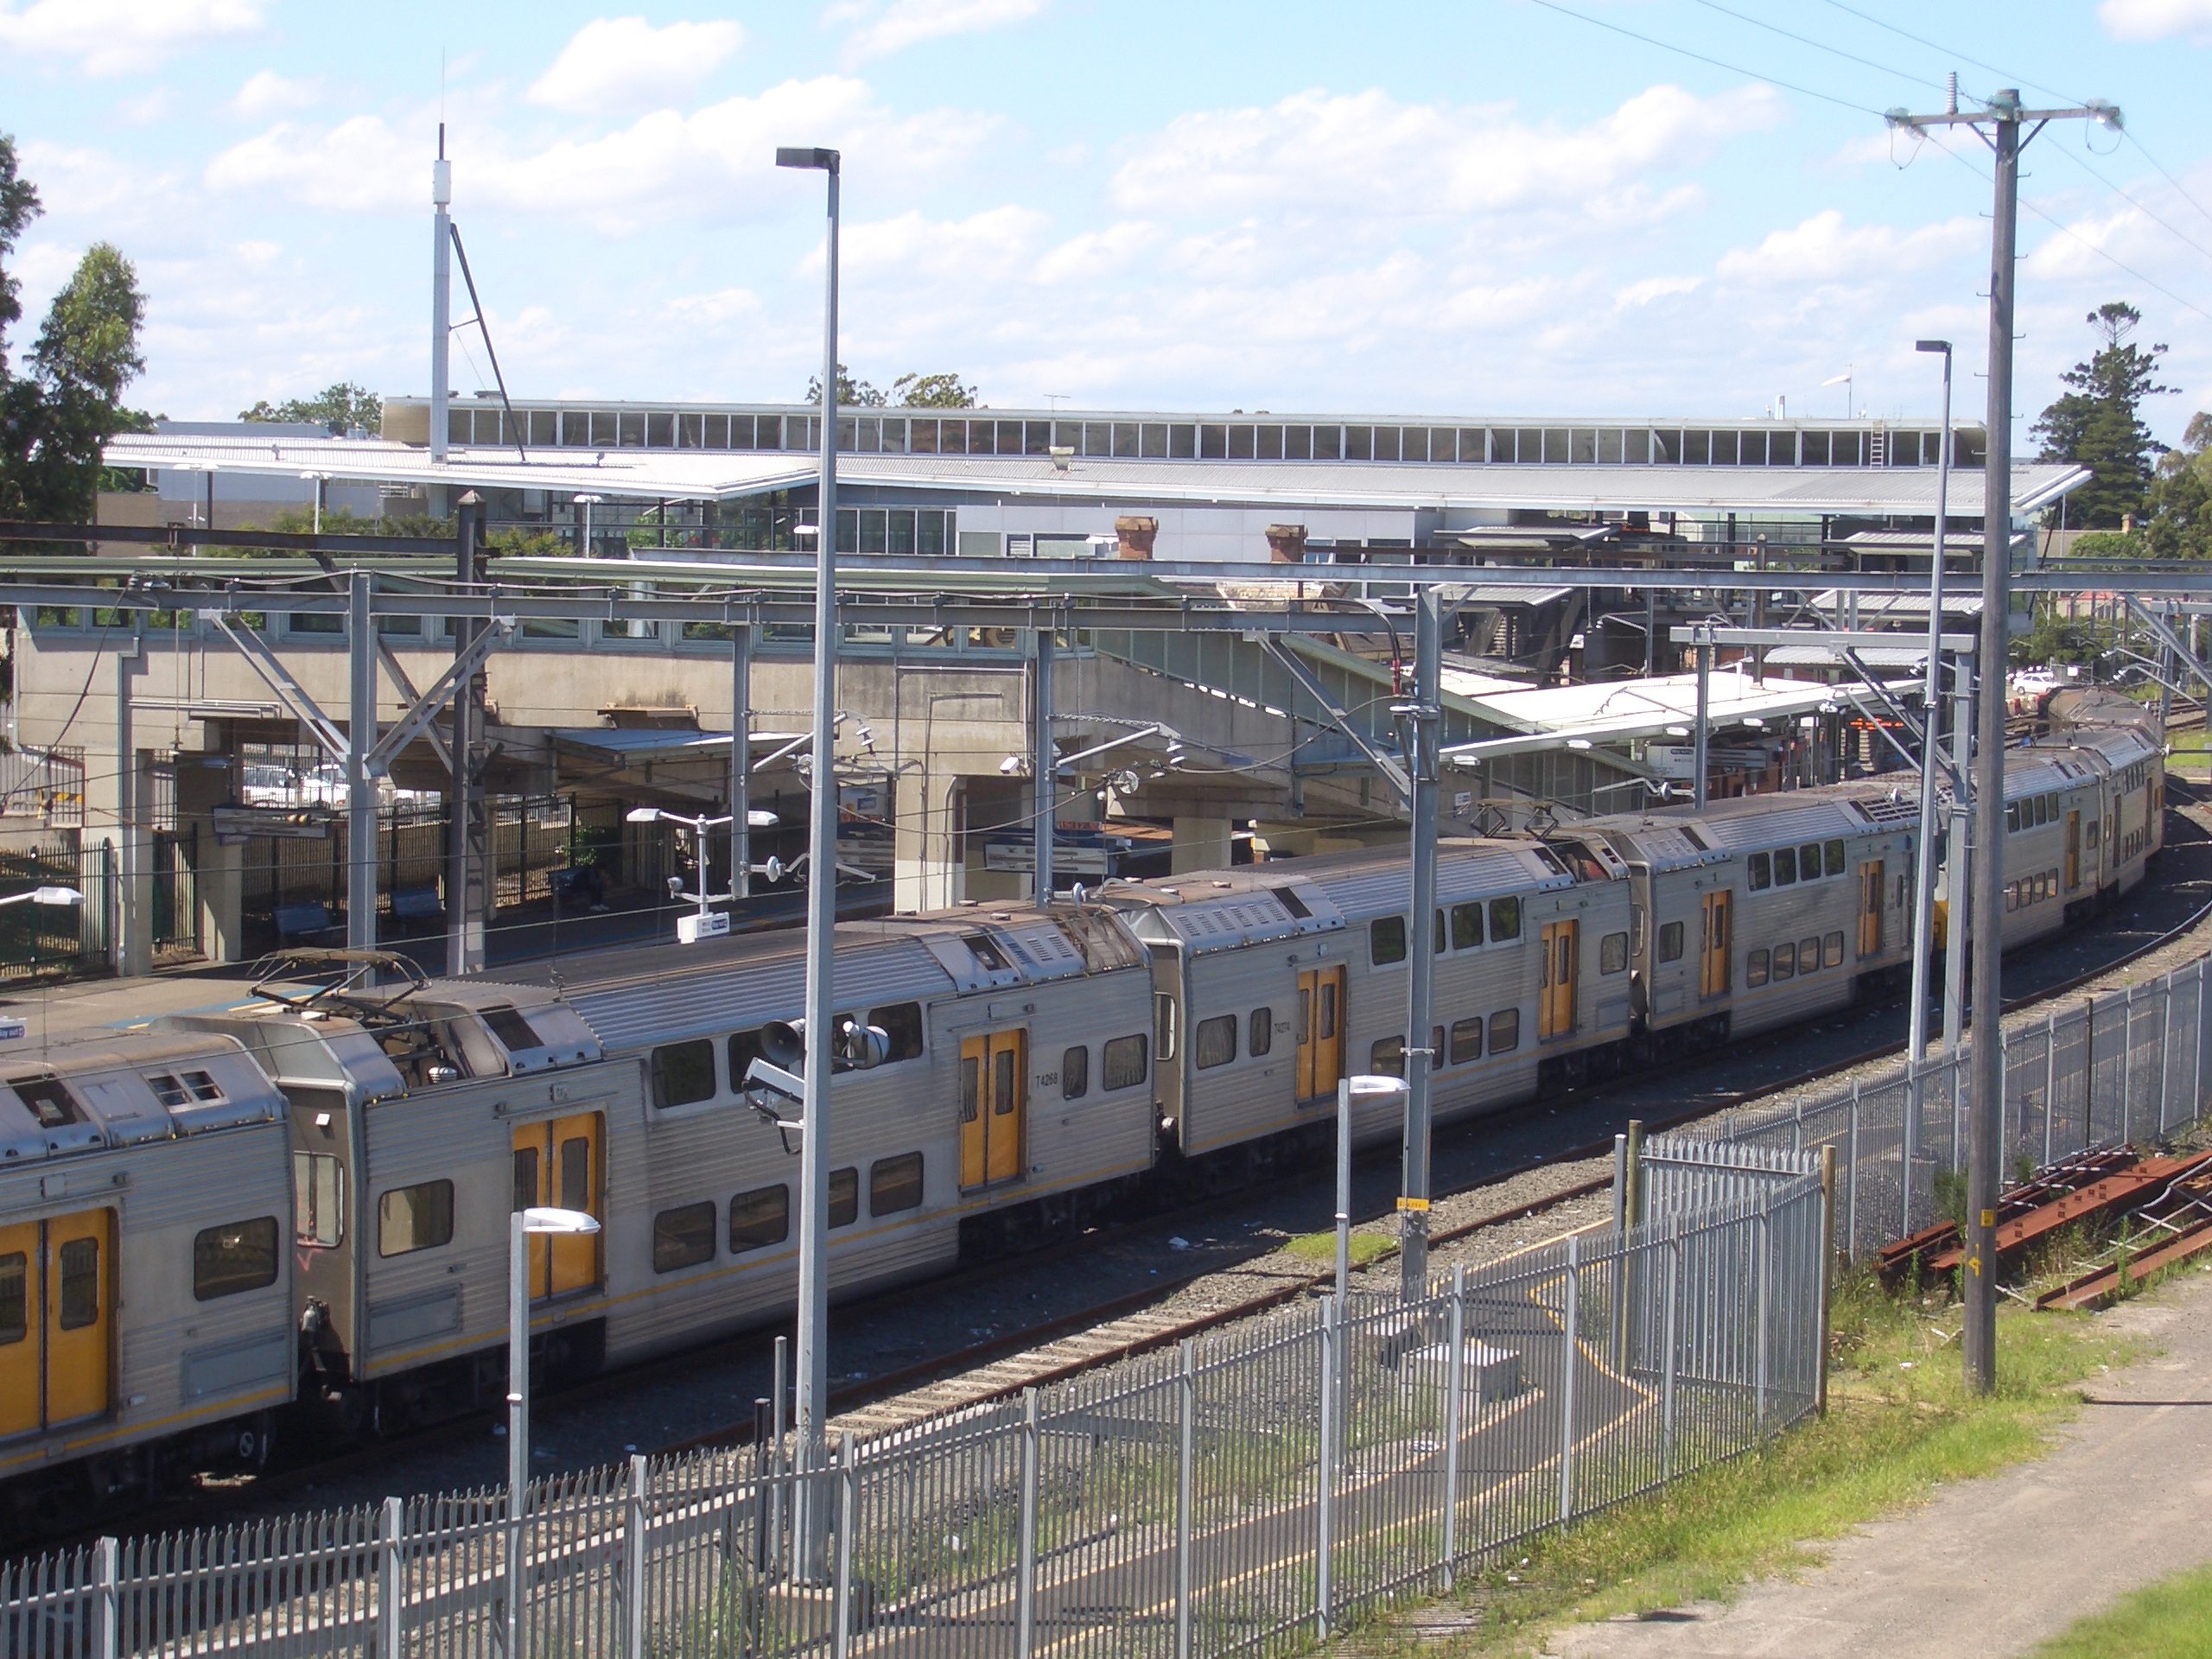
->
[677,910,731,944]
[984,839,1112,875]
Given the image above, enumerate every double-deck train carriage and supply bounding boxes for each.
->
[1599,789,1917,1046]
[0,1025,293,1527]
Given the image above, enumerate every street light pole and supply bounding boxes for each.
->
[505,1205,599,1657]
[1398,588,1441,1301]
[777,142,842,1572]
[1906,341,1953,1101]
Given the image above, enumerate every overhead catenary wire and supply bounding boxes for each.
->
[1522,0,1888,117]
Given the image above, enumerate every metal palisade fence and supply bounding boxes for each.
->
[0,1150,1827,1659]
[1712,953,2212,1260]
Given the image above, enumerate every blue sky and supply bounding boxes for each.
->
[5,0,2212,445]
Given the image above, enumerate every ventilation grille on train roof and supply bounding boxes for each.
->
[1849,796,1921,826]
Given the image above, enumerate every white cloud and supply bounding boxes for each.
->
[1616,274,1702,308]
[232,70,323,119]
[1714,210,1980,286]
[208,79,998,232]
[1032,221,1166,286]
[831,0,1047,60]
[19,140,176,224]
[836,205,1051,282]
[2099,0,2212,40]
[1109,83,1785,221]
[0,0,270,76]
[525,16,747,117]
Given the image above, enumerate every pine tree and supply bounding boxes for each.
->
[2031,302,2172,529]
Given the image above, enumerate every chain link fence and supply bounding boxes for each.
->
[1709,953,2212,1259]
[0,1148,1826,1657]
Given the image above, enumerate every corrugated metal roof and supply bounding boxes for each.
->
[101,431,2087,517]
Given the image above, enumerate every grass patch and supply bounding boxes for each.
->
[1283,1229,1395,1268]
[2029,1559,2212,1657]
[1342,1272,2140,1656]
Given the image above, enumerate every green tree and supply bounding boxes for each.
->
[893,371,976,408]
[240,382,381,435]
[804,365,885,407]
[2031,302,2173,528]
[2144,410,2212,560]
[0,133,151,523]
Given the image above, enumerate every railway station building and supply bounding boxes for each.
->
[0,397,2087,975]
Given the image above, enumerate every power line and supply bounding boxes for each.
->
[2122,134,2212,238]
[1816,0,2081,105]
[1522,0,1887,117]
[1688,0,1951,95]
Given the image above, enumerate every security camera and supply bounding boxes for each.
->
[1000,754,1027,776]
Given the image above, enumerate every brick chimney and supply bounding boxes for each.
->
[1116,515,1159,560]
[1265,523,1308,563]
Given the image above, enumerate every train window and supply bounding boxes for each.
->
[870,1152,925,1216]
[1195,1015,1238,1070]
[1747,854,1771,891]
[1487,1008,1520,1053]
[868,1003,926,1063]
[652,1202,716,1273]
[964,933,1012,973]
[1370,1036,1406,1077]
[294,1151,343,1247]
[1489,897,1522,942]
[2006,803,2021,833]
[1434,910,1447,955]
[1599,932,1629,975]
[1746,949,1770,987]
[1798,936,1820,973]
[829,1168,859,1229]
[10,1076,79,1128]
[0,1254,20,1344]
[1249,1008,1273,1058]
[1370,915,1408,965]
[1061,1046,1089,1100]
[1658,920,1685,963]
[2005,883,2018,912]
[1825,840,1846,877]
[729,1185,791,1251]
[2088,820,2100,848]
[1449,1016,1484,1065]
[378,1180,454,1256]
[57,1237,99,1331]
[1450,903,1484,950]
[512,1146,537,1211]
[481,1005,544,1053]
[1823,931,1845,968]
[1773,942,1796,981]
[650,1039,717,1109]
[1799,844,1822,881]
[1103,1034,1148,1091]
[194,1217,279,1300]
[147,1073,189,1107]
[1772,848,1796,886]
[559,1134,592,1211]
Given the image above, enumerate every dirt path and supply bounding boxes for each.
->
[1545,1270,2212,1658]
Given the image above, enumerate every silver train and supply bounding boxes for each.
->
[0,689,2162,1531]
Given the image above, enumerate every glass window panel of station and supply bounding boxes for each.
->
[1921,431,1946,466]
[1343,425,1372,461]
[1890,431,1923,466]
[937,419,967,454]
[1087,422,1116,458]
[1228,424,1255,460]
[1799,430,1830,466]
[1141,423,1171,459]
[1113,422,1141,458]
[1567,428,1596,464]
[1310,424,1340,460]
[1372,425,1402,461]
[1830,429,1860,466]
[1713,429,1741,465]
[1255,424,1284,461]
[645,412,673,448]
[877,418,907,454]
[998,419,1028,454]
[1198,423,1227,459]
[1682,429,1711,464]
[560,411,591,447]
[1739,430,1766,467]
[1282,424,1311,460]
[1169,423,1199,458]
[1768,430,1799,466]
[1541,428,1569,463]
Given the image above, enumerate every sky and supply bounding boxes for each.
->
[5,0,2212,447]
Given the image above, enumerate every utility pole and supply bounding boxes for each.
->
[1886,87,2121,1395]
[1904,340,1954,1173]
[1398,588,1442,1301]
[430,128,451,467]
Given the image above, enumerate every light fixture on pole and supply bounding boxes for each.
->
[505,1204,601,1659]
[626,806,781,941]
[298,471,333,534]
[0,887,82,908]
[775,138,842,1580]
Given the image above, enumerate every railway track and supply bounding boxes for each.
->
[105,796,2212,1538]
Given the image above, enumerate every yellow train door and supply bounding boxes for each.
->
[1700,892,1731,998]
[1859,861,1886,957]
[0,1222,38,1439]
[1539,919,1578,1039]
[44,1210,110,1427]
[1295,965,1345,1102]
[960,1031,1027,1189]
[512,1114,604,1299]
[2066,811,2082,890]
